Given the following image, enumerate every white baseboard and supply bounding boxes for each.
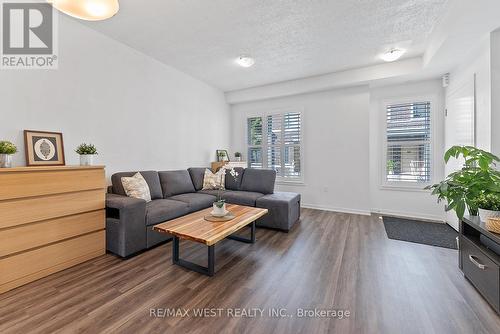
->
[370,208,445,223]
[301,203,371,216]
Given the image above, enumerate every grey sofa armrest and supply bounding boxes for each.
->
[105,193,147,257]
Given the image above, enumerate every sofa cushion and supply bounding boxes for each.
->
[202,168,225,190]
[223,190,264,206]
[197,189,221,196]
[145,199,189,226]
[188,167,209,191]
[112,171,163,200]
[159,170,196,198]
[169,193,216,212]
[240,169,276,194]
[225,167,245,190]
[121,172,152,202]
[256,192,301,231]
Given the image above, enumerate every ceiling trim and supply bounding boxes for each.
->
[225,57,423,104]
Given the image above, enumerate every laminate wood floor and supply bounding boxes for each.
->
[1,209,499,334]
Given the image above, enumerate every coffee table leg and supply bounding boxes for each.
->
[226,221,256,244]
[207,245,215,276]
[172,236,180,264]
[171,236,215,276]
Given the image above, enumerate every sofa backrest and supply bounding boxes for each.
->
[111,171,163,200]
[188,167,208,191]
[225,167,245,191]
[159,170,196,198]
[240,168,276,194]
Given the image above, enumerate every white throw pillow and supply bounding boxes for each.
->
[121,172,152,202]
[202,168,225,190]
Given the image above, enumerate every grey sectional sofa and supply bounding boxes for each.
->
[106,167,301,257]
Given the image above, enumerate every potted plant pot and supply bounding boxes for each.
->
[79,154,96,166]
[75,143,98,166]
[479,208,500,221]
[0,154,13,168]
[0,140,17,168]
[212,201,227,217]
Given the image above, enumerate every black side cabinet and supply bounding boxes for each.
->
[459,216,500,313]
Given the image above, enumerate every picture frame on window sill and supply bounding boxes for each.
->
[216,149,230,162]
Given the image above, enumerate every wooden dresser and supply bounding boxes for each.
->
[0,166,106,294]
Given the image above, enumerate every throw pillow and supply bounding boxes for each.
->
[121,172,152,202]
[202,168,225,190]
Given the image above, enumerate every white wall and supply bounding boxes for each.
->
[369,80,446,221]
[230,87,371,215]
[230,80,446,220]
[0,14,230,178]
[490,30,500,157]
[444,39,493,229]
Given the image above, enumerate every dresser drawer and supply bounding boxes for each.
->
[461,236,500,312]
[0,168,105,200]
[0,190,105,229]
[0,230,105,293]
[0,210,105,257]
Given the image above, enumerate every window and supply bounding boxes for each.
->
[385,101,431,184]
[247,112,302,180]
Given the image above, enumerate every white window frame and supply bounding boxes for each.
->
[246,108,304,184]
[380,96,437,191]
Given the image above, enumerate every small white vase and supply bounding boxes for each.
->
[212,202,227,217]
[235,157,242,162]
[478,208,500,222]
[79,154,96,166]
[0,154,13,168]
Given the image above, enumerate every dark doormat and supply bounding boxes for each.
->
[382,216,458,249]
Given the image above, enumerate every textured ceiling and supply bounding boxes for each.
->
[83,0,448,91]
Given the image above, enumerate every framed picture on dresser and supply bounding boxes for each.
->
[24,130,65,166]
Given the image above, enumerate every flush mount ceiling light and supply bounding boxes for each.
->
[380,48,406,62]
[236,55,255,68]
[47,0,119,21]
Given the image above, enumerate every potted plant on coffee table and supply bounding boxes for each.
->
[0,140,17,168]
[212,167,239,217]
[75,143,98,166]
[426,145,500,220]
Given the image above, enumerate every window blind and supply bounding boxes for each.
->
[386,102,431,183]
[247,117,263,168]
[247,112,302,179]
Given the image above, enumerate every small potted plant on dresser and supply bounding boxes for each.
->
[0,140,17,168]
[476,193,500,221]
[75,143,98,166]
[234,152,242,162]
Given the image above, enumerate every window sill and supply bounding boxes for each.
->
[379,183,431,193]
[276,180,306,186]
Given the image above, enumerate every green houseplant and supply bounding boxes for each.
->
[386,160,395,174]
[75,143,98,166]
[212,167,239,217]
[234,152,242,162]
[0,140,18,168]
[475,192,500,221]
[426,146,500,220]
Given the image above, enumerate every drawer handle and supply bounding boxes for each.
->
[468,255,486,270]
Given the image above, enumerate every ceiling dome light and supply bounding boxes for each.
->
[380,49,406,62]
[236,55,255,68]
[48,0,119,21]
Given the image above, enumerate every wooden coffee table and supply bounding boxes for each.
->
[153,204,268,276]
